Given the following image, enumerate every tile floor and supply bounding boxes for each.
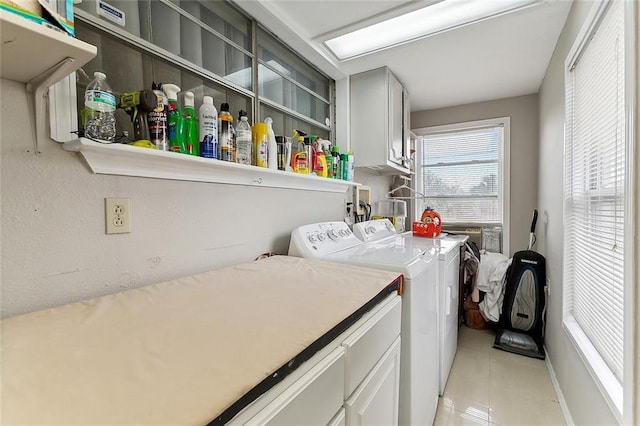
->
[434,326,566,426]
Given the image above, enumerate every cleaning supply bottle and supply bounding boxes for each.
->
[346,149,355,181]
[341,153,348,180]
[321,140,334,178]
[290,129,305,170]
[183,91,198,156]
[265,117,277,170]
[84,71,117,142]
[331,146,341,179]
[218,103,234,162]
[148,82,168,150]
[198,96,217,158]
[163,84,186,153]
[252,122,269,168]
[235,110,252,165]
[291,136,311,174]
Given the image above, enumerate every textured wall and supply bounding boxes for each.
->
[537,0,620,424]
[0,79,345,318]
[411,93,539,256]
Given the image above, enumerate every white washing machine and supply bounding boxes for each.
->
[289,220,439,426]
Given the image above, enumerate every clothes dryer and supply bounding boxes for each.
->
[289,220,439,426]
[353,221,467,395]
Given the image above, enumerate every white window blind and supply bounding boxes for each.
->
[564,0,625,387]
[419,125,503,224]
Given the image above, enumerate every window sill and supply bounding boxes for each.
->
[62,138,359,193]
[562,316,622,421]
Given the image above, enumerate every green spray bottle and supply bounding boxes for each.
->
[183,91,198,156]
[163,84,186,153]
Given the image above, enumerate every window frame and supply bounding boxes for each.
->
[561,0,636,422]
[49,0,334,143]
[413,117,511,255]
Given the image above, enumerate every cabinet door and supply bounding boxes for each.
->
[345,337,401,426]
[440,251,461,394]
[342,295,401,397]
[388,75,404,167]
[402,88,411,169]
[244,347,345,426]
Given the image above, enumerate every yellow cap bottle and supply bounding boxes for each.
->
[252,122,269,168]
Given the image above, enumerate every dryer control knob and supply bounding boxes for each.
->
[327,229,339,240]
[308,234,318,243]
[318,233,326,241]
[366,226,376,234]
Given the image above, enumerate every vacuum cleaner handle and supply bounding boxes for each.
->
[530,209,538,233]
[528,209,538,250]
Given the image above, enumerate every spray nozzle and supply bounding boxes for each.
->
[184,91,195,107]
[162,84,181,101]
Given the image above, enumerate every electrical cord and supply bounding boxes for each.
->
[72,130,132,145]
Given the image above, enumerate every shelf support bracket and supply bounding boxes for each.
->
[26,57,75,156]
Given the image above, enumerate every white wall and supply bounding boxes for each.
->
[0,78,345,318]
[411,94,539,256]
[538,0,620,424]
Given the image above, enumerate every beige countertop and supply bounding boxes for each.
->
[1,255,401,425]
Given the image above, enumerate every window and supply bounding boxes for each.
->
[563,0,630,418]
[70,0,333,141]
[414,118,509,246]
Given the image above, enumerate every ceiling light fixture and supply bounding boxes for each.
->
[324,0,542,60]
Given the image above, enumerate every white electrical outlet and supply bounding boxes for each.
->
[105,198,130,234]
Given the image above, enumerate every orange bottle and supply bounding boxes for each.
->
[420,207,442,237]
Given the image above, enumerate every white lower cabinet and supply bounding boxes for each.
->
[344,337,401,426]
[242,347,345,426]
[328,408,347,426]
[235,294,402,425]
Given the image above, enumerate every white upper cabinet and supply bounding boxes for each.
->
[350,67,411,175]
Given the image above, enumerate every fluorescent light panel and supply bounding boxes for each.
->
[324,0,541,60]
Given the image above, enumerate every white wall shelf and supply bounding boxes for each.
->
[0,10,96,83]
[62,138,360,193]
[1,10,97,154]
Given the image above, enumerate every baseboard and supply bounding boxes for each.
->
[544,346,575,426]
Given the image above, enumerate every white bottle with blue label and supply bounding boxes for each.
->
[198,96,218,158]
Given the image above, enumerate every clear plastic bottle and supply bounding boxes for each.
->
[84,72,117,142]
[235,111,252,165]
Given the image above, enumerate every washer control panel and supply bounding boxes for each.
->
[288,221,361,258]
[352,219,397,243]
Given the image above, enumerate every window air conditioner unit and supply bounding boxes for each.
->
[442,226,503,253]
[442,226,482,248]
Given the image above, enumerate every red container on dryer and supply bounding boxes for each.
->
[413,207,442,237]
